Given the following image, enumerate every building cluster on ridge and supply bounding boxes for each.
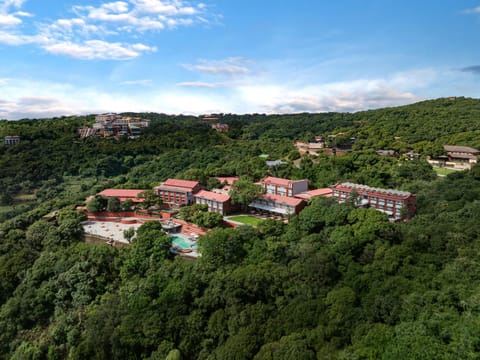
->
[78,113,151,139]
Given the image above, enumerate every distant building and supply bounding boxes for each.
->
[97,189,145,203]
[332,182,416,220]
[376,150,397,157]
[201,115,220,122]
[249,194,306,216]
[266,160,287,167]
[257,176,308,197]
[294,141,348,157]
[211,123,229,132]
[154,179,202,206]
[4,136,20,145]
[194,190,232,215]
[404,151,421,160]
[427,145,479,170]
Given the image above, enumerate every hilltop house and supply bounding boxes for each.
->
[427,145,479,170]
[4,136,20,145]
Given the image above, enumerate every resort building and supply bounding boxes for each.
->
[249,194,306,216]
[332,182,416,220]
[257,176,309,197]
[4,136,20,145]
[194,190,232,215]
[97,189,145,203]
[155,179,202,206]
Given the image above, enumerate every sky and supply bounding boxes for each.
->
[0,0,480,120]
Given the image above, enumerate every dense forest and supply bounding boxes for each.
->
[1,97,480,358]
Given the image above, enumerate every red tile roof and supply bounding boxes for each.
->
[261,176,307,187]
[163,179,200,190]
[97,189,145,202]
[194,190,230,202]
[261,193,304,206]
[216,176,239,185]
[295,188,333,200]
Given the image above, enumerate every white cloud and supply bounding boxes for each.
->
[0,30,31,44]
[121,79,153,85]
[183,57,252,75]
[0,13,20,26]
[177,81,230,88]
[465,6,480,14]
[42,39,156,60]
[0,0,211,60]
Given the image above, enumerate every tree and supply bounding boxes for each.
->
[229,178,264,210]
[138,190,162,209]
[106,196,121,212]
[86,196,107,212]
[121,199,134,211]
[199,228,247,267]
[123,227,135,243]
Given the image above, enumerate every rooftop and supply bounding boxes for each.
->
[295,188,333,200]
[97,189,145,202]
[259,193,305,206]
[195,190,230,202]
[260,176,307,187]
[216,176,239,185]
[163,179,200,189]
[335,182,413,198]
[444,145,480,154]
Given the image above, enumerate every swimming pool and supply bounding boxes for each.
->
[171,236,195,250]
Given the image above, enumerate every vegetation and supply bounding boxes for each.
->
[228,215,265,227]
[1,98,480,358]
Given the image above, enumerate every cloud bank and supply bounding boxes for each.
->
[0,0,211,60]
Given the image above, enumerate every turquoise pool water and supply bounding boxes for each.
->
[171,236,194,250]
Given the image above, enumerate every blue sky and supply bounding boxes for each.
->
[0,0,479,119]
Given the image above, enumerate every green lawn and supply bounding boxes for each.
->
[228,215,265,227]
[433,166,459,176]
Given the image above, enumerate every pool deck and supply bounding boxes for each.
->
[170,233,201,258]
[82,220,142,244]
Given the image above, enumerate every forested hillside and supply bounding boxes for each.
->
[1,97,480,359]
